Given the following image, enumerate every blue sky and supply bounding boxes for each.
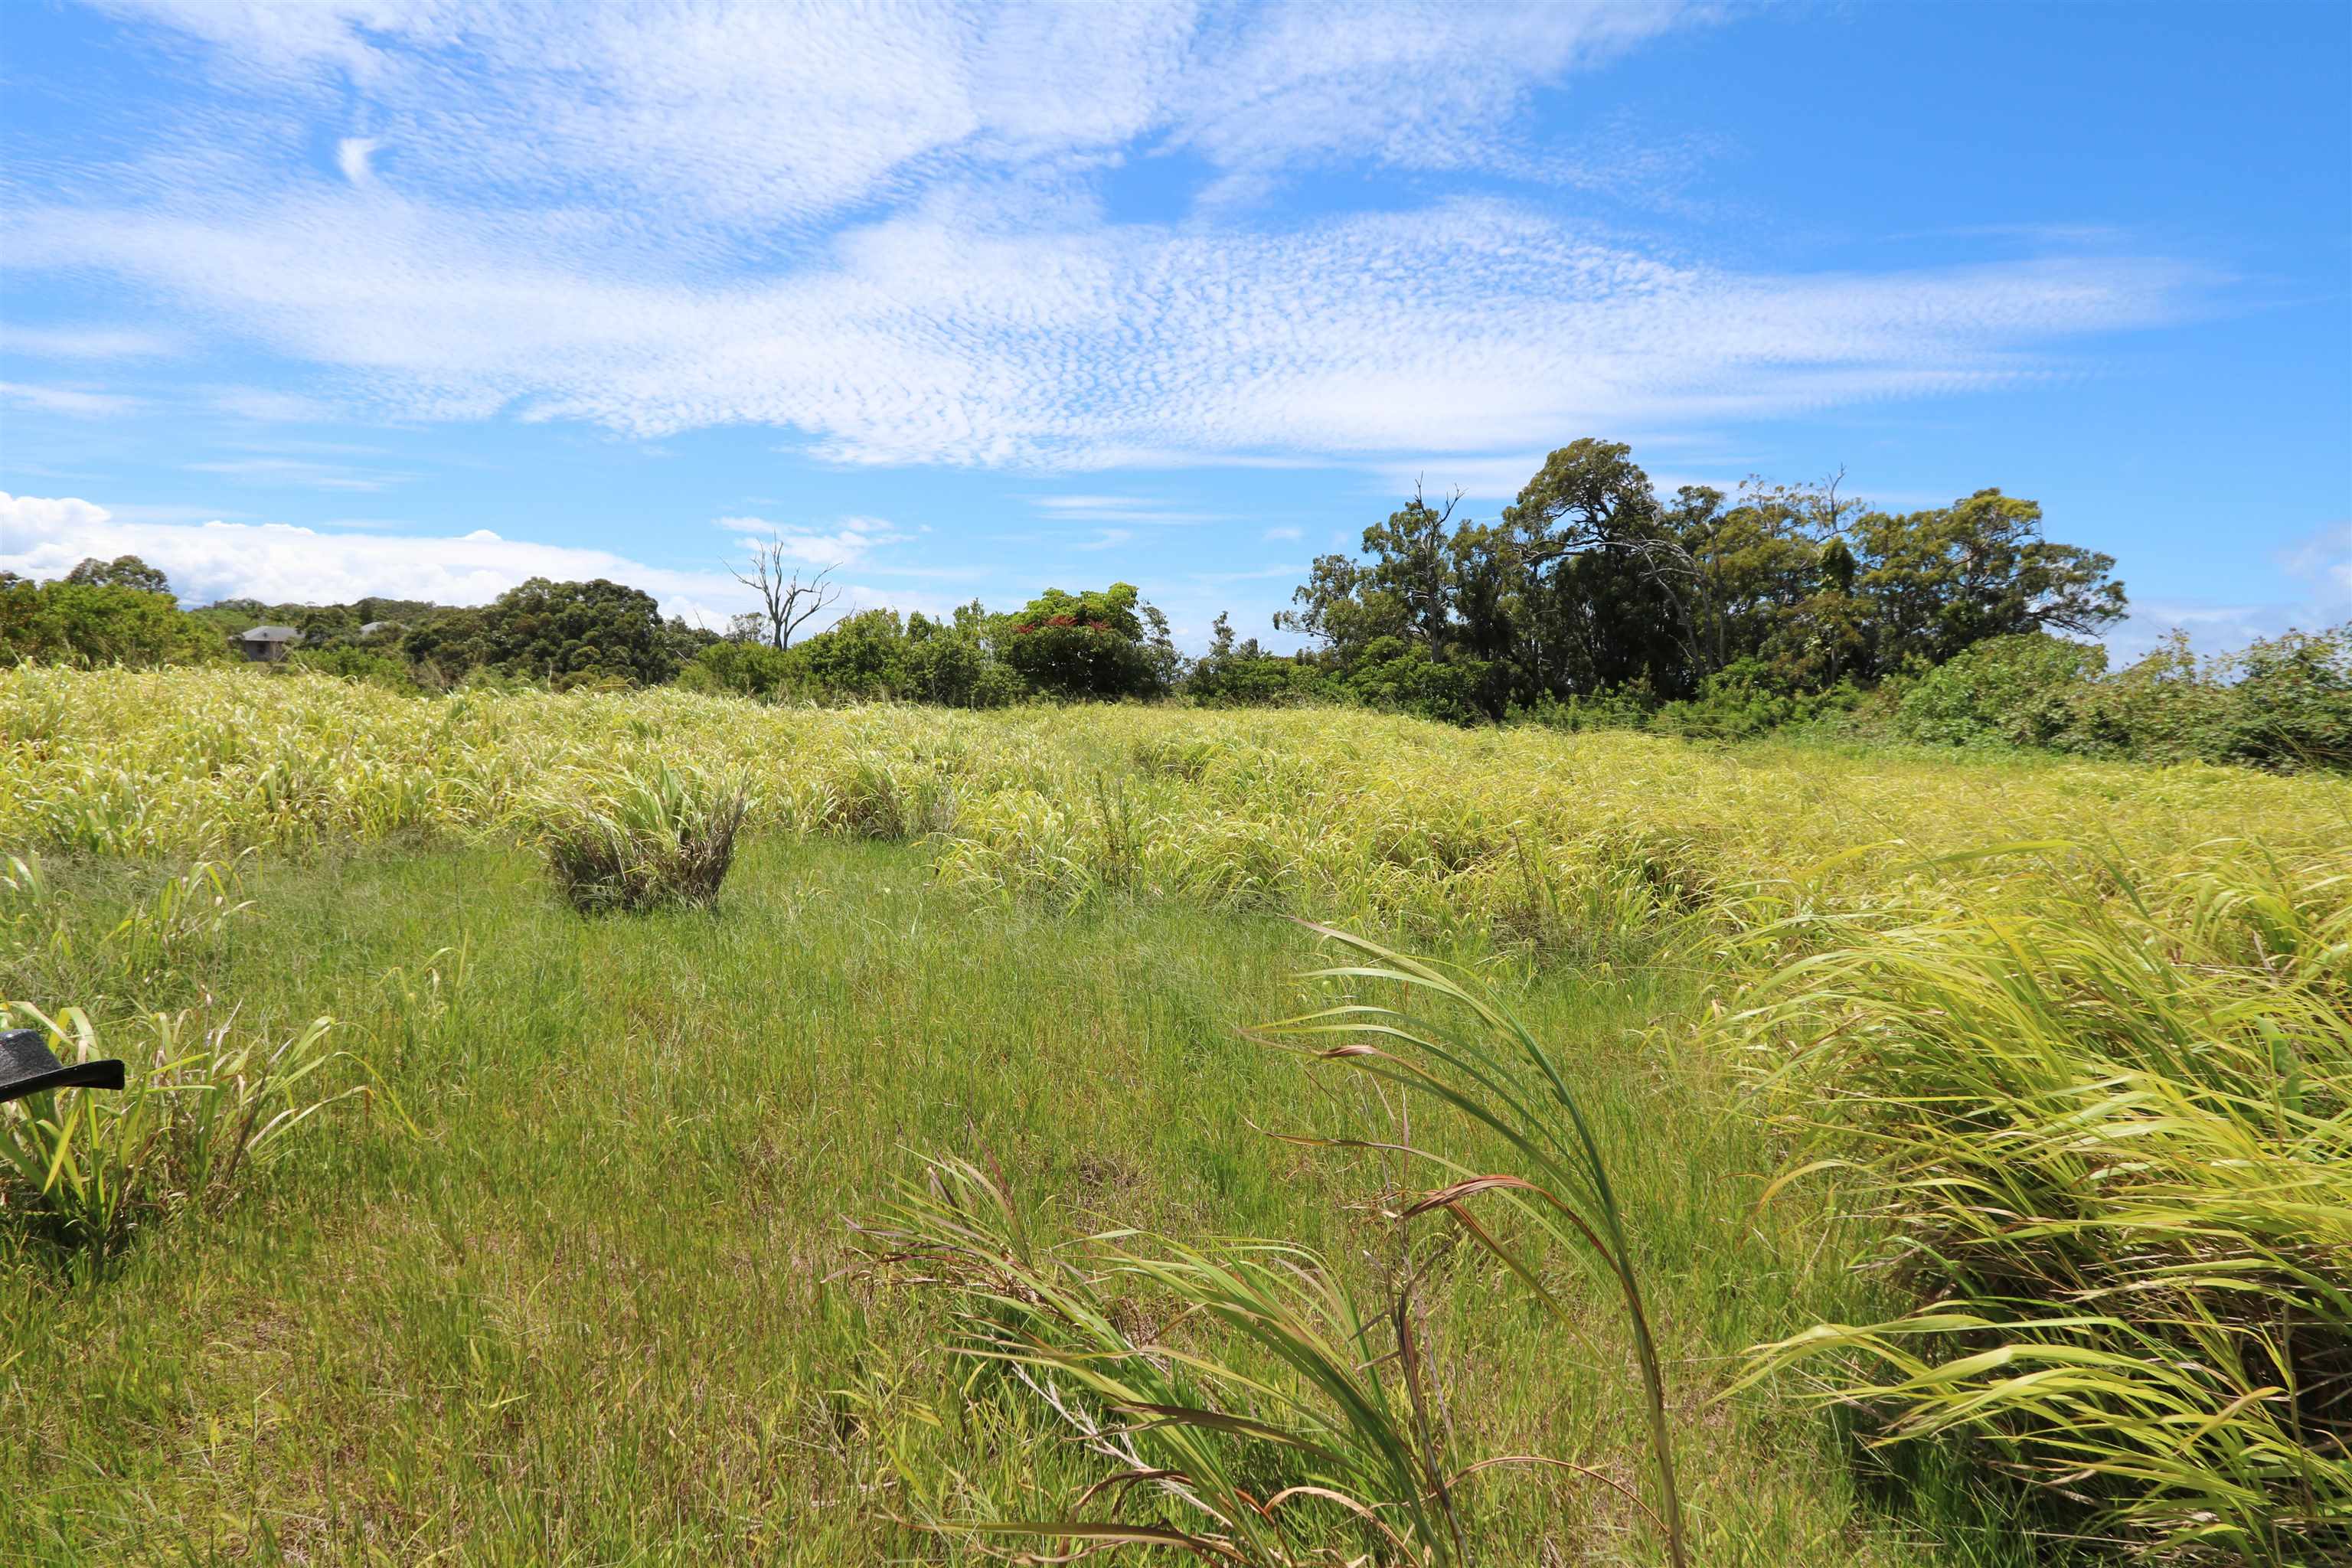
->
[2,0,2345,654]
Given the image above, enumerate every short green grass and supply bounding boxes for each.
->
[0,835,2045,1566]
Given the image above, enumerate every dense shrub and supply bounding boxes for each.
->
[287,645,418,689]
[1336,637,1491,724]
[1890,632,2109,748]
[675,639,800,698]
[1893,625,2352,769]
[537,763,748,913]
[0,577,225,668]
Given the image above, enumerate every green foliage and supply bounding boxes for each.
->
[1647,661,1867,741]
[63,554,173,596]
[1276,439,2127,714]
[286,644,419,690]
[1004,583,1162,699]
[535,760,749,913]
[474,577,678,687]
[1733,847,2352,1563]
[1892,633,2110,748]
[1895,624,2352,769]
[678,611,1029,707]
[1338,637,1490,725]
[863,1156,1471,1566]
[675,638,802,698]
[1259,926,1693,1566]
[0,1004,361,1268]
[0,576,225,668]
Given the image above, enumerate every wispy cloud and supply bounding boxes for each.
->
[185,456,411,491]
[1030,495,1222,524]
[0,381,141,417]
[4,2,2212,480]
[713,514,911,568]
[0,324,175,359]
[335,136,381,188]
[1191,563,1307,585]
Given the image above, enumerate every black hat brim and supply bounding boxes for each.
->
[0,1059,127,1105]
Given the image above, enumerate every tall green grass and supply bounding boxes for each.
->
[535,760,749,913]
[867,926,1694,1566]
[1256,926,1690,1567]
[1732,844,2351,1562]
[0,1004,362,1266]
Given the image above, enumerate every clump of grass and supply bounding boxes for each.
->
[0,1003,368,1267]
[538,761,748,913]
[1730,845,2352,1563]
[859,1155,1472,1566]
[864,926,1692,1566]
[1256,924,1691,1568]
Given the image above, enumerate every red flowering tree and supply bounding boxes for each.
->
[1002,583,1159,698]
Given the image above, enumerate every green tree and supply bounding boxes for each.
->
[0,577,222,667]
[488,578,675,686]
[64,554,174,598]
[1002,583,1161,699]
[1853,489,2125,674]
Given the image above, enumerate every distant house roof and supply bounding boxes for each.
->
[358,620,398,636]
[241,625,302,642]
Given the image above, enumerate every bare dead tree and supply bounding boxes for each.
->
[728,539,841,650]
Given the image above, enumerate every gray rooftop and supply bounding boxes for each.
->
[241,625,302,642]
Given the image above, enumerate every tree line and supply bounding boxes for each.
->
[6,436,2343,766]
[1267,438,2127,720]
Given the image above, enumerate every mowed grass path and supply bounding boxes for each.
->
[4,836,2018,1567]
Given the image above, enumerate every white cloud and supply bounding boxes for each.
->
[335,136,381,187]
[2,185,2201,469]
[0,381,142,417]
[1263,525,1303,541]
[713,514,910,568]
[0,325,175,359]
[185,456,412,491]
[0,488,745,615]
[11,2,2207,477]
[1030,494,1221,524]
[1072,528,1133,550]
[96,1,1702,225]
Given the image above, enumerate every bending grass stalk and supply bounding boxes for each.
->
[1725,847,2352,1563]
[1251,922,1691,1568]
[858,1153,1470,1566]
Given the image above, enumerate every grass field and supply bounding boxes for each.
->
[3,668,2347,1565]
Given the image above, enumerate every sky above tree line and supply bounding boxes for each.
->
[2,0,2345,657]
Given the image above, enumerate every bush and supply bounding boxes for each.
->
[0,578,226,668]
[1649,660,1866,741]
[287,644,417,690]
[538,762,748,913]
[1340,638,1491,724]
[675,639,801,699]
[1890,632,2108,748]
[0,1004,360,1265]
[1895,625,2352,770]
